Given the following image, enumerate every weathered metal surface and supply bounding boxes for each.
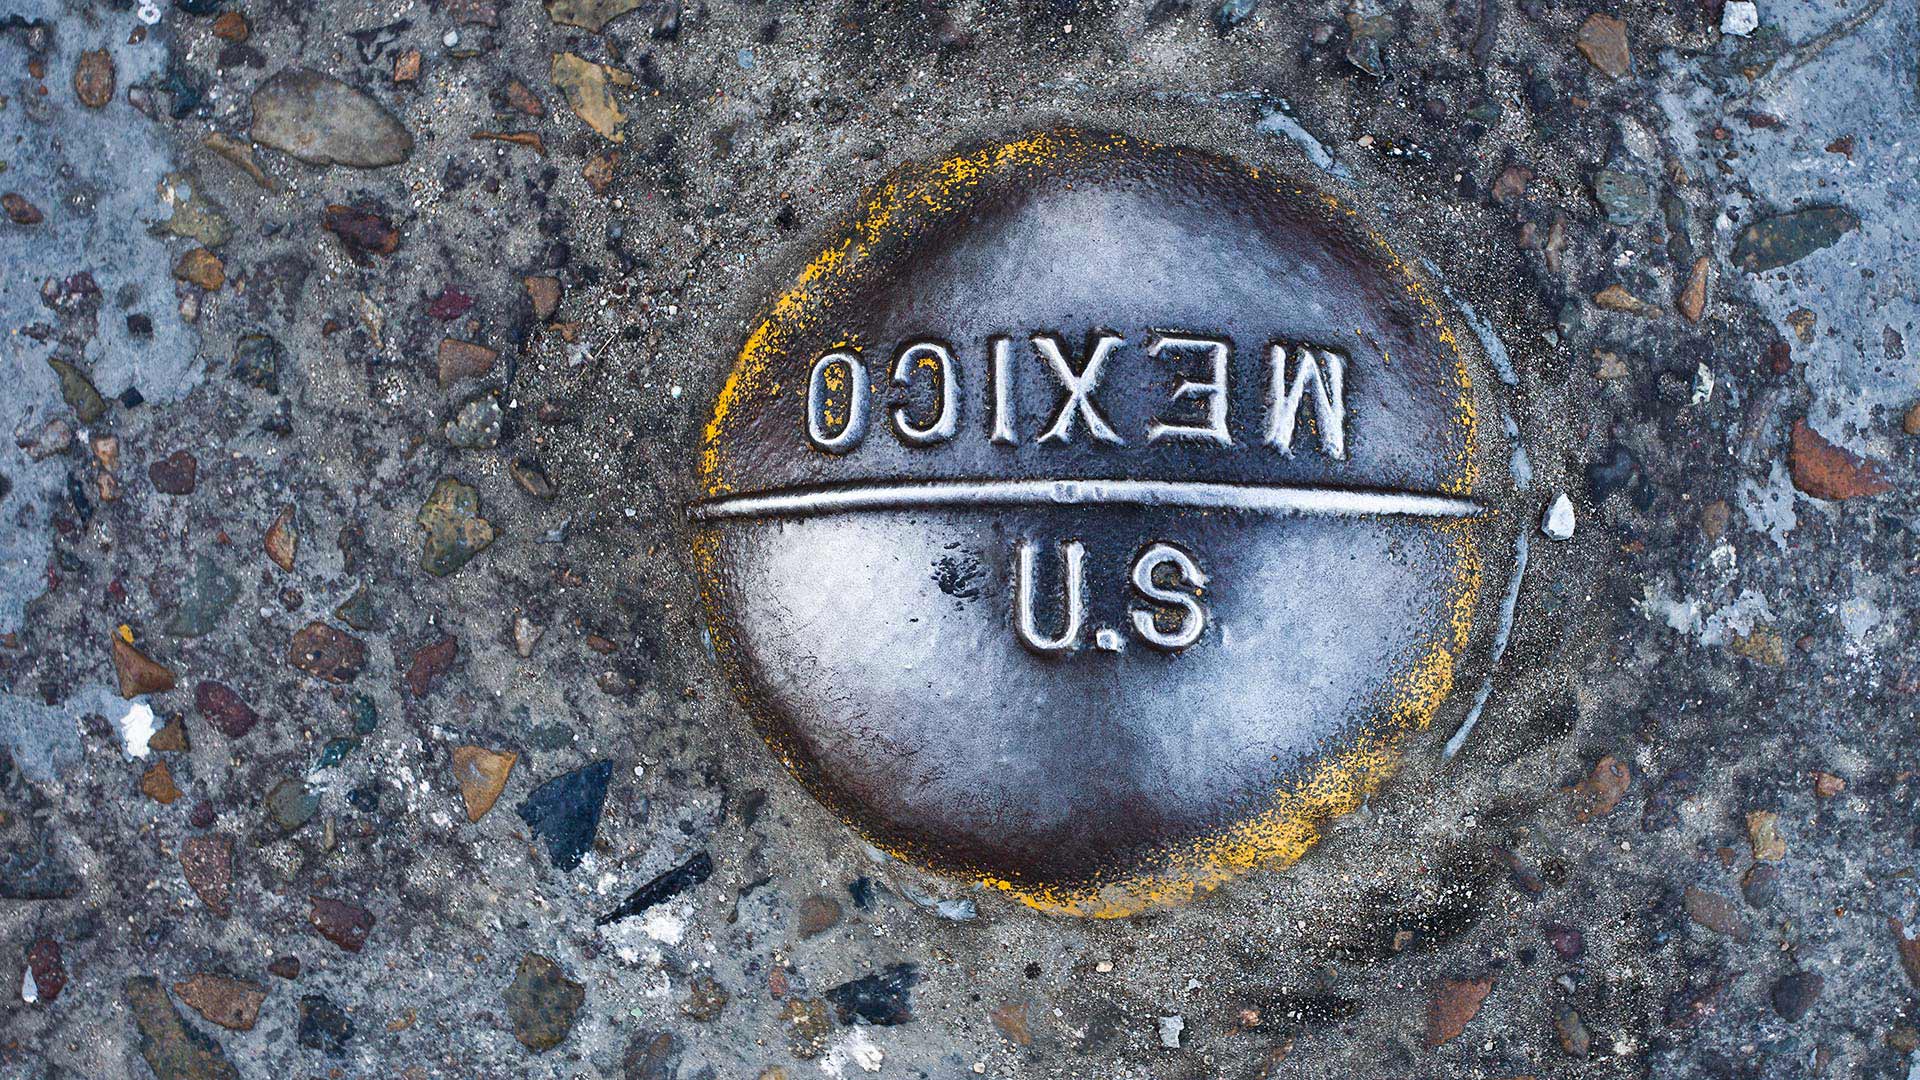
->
[693,130,1513,915]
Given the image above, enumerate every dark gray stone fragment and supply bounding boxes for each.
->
[1770,970,1823,1021]
[825,963,919,1026]
[1733,206,1859,272]
[517,760,613,872]
[297,993,354,1056]
[231,334,282,394]
[504,953,585,1051]
[264,776,319,832]
[250,68,414,168]
[598,851,712,925]
[1594,168,1653,225]
[1742,864,1780,908]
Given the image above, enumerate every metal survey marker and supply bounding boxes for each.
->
[691,130,1516,915]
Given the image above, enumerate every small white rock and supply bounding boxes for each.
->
[848,1032,884,1073]
[513,615,544,658]
[22,966,38,1004]
[1721,1,1759,36]
[639,905,686,945]
[1542,494,1577,541]
[933,897,977,921]
[1157,1014,1185,1049]
[824,1027,886,1074]
[118,701,160,759]
[1691,362,1715,406]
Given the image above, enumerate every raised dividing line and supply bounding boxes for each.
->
[689,479,1483,522]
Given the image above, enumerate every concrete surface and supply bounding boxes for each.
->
[1,0,1916,1076]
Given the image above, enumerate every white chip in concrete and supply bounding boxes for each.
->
[1542,494,1577,541]
[1722,1,1759,36]
[118,701,160,759]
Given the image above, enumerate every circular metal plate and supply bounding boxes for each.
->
[692,129,1511,915]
